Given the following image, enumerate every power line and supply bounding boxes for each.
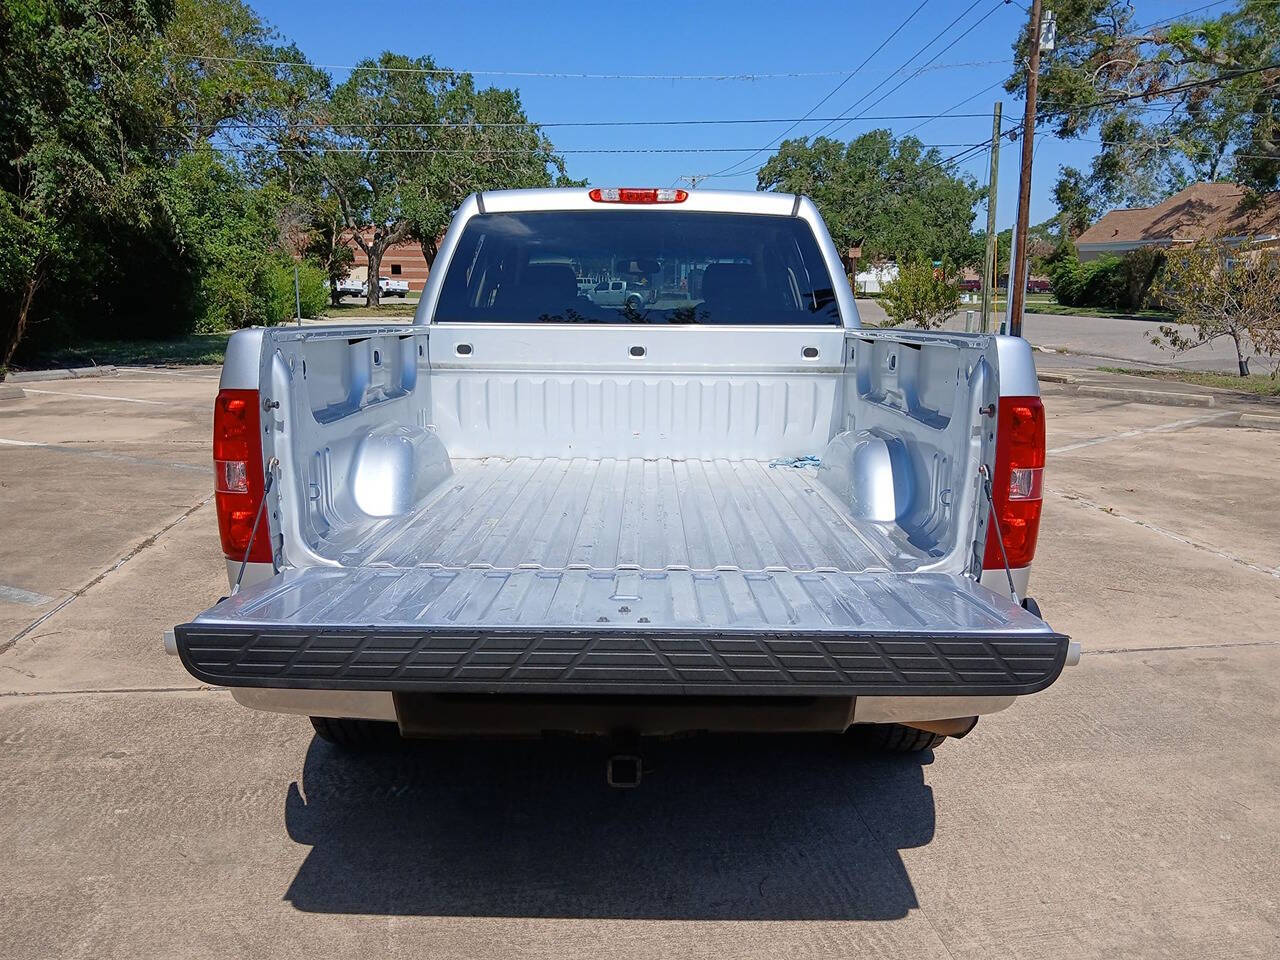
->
[1138,0,1235,31]
[706,0,1007,183]
[1038,61,1280,116]
[692,0,936,182]
[164,112,995,133]
[207,143,989,155]
[181,52,1001,82]
[901,80,1006,136]
[813,0,1005,143]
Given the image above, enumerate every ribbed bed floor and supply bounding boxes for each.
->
[340,457,928,574]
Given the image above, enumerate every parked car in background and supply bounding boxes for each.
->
[335,277,364,298]
[1026,278,1052,294]
[589,278,646,311]
[958,278,982,292]
[372,276,410,298]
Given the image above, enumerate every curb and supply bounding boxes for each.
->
[8,365,119,384]
[0,383,25,403]
[1040,378,1217,408]
[1239,413,1280,431]
[1075,384,1215,407]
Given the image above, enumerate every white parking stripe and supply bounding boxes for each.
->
[1049,412,1233,454]
[0,437,206,472]
[116,367,220,380]
[0,584,55,606]
[21,388,165,406]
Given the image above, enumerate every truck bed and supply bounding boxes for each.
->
[178,456,1067,697]
[340,456,930,574]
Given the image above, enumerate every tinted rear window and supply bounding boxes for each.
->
[434,211,841,325]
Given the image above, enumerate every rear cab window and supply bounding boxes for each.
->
[434,210,842,325]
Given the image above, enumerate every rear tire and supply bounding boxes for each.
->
[849,722,946,753]
[309,716,402,751]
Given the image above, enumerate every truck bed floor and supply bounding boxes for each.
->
[342,457,930,574]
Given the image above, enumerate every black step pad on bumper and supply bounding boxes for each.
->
[176,624,1069,697]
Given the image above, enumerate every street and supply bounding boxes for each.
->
[855,299,1263,374]
[1,369,1278,959]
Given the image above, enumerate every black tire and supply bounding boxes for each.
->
[849,722,946,753]
[309,716,402,751]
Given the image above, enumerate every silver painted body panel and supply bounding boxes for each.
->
[204,189,1059,724]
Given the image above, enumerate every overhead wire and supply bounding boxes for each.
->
[690,0,937,182]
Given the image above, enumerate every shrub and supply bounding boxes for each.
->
[1049,248,1163,310]
[880,256,962,329]
[1049,253,1086,306]
[262,258,329,324]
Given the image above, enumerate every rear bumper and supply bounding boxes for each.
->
[175,624,1070,698]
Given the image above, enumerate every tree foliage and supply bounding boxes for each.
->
[1150,238,1280,376]
[0,0,172,369]
[318,54,577,306]
[0,0,579,364]
[880,257,963,330]
[1009,1,1280,212]
[757,131,985,269]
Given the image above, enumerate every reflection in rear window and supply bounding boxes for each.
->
[434,211,841,325]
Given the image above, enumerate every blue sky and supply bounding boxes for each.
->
[251,0,1191,232]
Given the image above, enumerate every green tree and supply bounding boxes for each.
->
[0,0,171,369]
[402,78,581,270]
[757,131,985,271]
[1053,165,1095,241]
[1151,238,1280,376]
[321,53,576,307]
[1009,1,1280,211]
[880,257,962,330]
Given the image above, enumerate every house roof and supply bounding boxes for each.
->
[1076,183,1280,249]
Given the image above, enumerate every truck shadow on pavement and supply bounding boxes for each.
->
[282,732,936,920]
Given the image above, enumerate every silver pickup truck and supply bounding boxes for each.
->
[171,187,1076,774]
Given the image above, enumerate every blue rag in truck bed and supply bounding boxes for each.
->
[767,456,821,468]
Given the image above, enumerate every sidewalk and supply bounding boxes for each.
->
[1038,365,1280,428]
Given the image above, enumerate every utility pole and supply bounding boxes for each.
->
[1009,0,1044,338]
[980,101,1002,333]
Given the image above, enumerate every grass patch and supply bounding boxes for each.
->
[1025,302,1172,321]
[22,332,232,370]
[321,301,417,318]
[1099,366,1280,398]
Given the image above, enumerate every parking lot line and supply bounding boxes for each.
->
[21,387,166,405]
[1048,411,1234,454]
[0,584,55,606]
[116,366,221,380]
[0,437,207,472]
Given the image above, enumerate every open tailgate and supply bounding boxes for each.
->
[175,567,1068,697]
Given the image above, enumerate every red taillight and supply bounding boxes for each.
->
[983,395,1045,570]
[589,187,688,204]
[213,388,272,563]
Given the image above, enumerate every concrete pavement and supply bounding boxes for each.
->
[1,373,1278,959]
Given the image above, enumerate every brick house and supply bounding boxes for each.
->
[1076,183,1280,261]
[342,229,431,292]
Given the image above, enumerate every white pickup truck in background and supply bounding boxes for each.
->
[172,186,1075,780]
[369,275,410,298]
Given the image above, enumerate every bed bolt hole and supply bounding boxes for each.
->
[372,349,381,365]
[801,345,819,359]
[888,354,897,371]
[456,343,473,357]
[629,345,646,358]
